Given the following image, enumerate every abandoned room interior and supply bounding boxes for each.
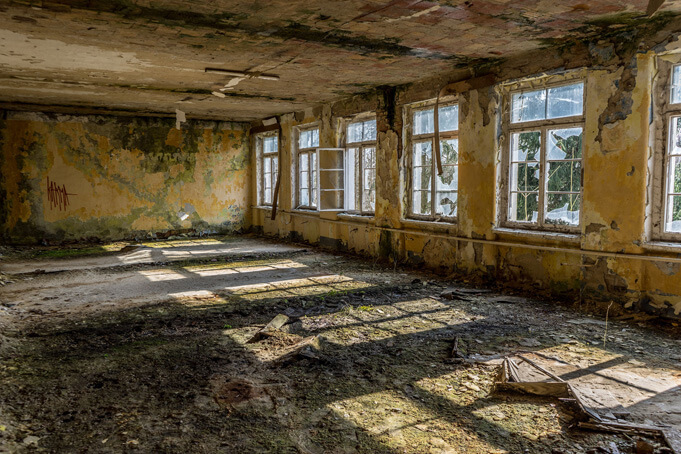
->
[2,0,681,453]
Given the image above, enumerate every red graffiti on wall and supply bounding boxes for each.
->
[47,177,76,211]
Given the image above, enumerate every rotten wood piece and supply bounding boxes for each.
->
[246,313,290,343]
[274,335,322,366]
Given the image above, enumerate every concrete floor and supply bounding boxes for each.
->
[0,236,680,453]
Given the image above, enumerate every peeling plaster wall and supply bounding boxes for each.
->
[1,111,250,243]
[252,51,681,319]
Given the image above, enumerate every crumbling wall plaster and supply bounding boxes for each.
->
[1,112,250,243]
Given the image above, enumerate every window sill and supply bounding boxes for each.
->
[400,218,457,233]
[337,213,375,224]
[253,205,273,211]
[493,227,580,245]
[642,240,681,255]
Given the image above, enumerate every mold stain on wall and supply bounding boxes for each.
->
[0,112,251,243]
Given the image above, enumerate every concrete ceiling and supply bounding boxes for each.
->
[0,0,680,121]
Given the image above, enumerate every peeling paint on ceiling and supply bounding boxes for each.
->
[0,0,680,120]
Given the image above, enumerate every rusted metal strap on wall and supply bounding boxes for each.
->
[433,73,496,176]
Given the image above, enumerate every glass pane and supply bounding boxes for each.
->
[272,157,278,176]
[300,188,309,207]
[413,167,431,191]
[413,141,432,166]
[547,161,581,192]
[440,139,458,165]
[671,117,681,155]
[548,127,583,160]
[348,122,363,143]
[363,169,375,193]
[264,136,277,154]
[300,171,309,189]
[511,131,540,161]
[264,156,271,174]
[547,83,584,119]
[438,105,458,132]
[436,191,457,217]
[437,165,457,191]
[311,129,319,147]
[509,192,538,223]
[669,156,681,194]
[413,108,434,135]
[299,130,310,148]
[363,147,375,169]
[362,188,375,212]
[545,193,580,226]
[511,89,546,123]
[311,188,317,207]
[511,162,540,191]
[363,120,376,141]
[672,65,681,104]
[666,195,681,232]
[264,173,271,190]
[300,153,308,172]
[412,190,431,215]
[264,186,272,204]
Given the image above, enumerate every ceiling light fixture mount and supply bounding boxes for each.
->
[204,67,280,81]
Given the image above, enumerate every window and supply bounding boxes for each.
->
[296,126,319,209]
[409,103,459,220]
[346,118,377,213]
[256,132,278,206]
[663,64,681,235]
[503,81,584,231]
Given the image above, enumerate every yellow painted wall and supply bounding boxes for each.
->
[1,112,251,243]
[251,52,681,318]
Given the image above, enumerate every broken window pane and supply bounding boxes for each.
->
[666,195,681,232]
[511,162,540,192]
[672,65,681,104]
[547,83,583,119]
[436,191,457,217]
[509,192,538,222]
[437,165,458,192]
[511,131,540,161]
[413,108,434,135]
[440,139,458,165]
[511,89,546,123]
[548,128,583,160]
[547,161,581,192]
[348,122,363,143]
[438,105,458,132]
[412,190,431,215]
[545,193,580,226]
[363,120,377,141]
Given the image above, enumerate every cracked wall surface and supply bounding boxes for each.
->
[0,112,250,243]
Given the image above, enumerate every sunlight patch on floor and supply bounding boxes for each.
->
[226,275,373,301]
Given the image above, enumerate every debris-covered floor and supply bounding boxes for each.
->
[0,236,680,453]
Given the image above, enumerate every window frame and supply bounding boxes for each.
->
[652,58,681,241]
[404,100,460,222]
[255,131,278,207]
[500,78,586,233]
[344,114,377,215]
[294,124,320,210]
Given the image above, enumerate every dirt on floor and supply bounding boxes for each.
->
[0,235,680,453]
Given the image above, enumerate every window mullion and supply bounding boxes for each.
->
[539,126,547,228]
[431,136,436,217]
